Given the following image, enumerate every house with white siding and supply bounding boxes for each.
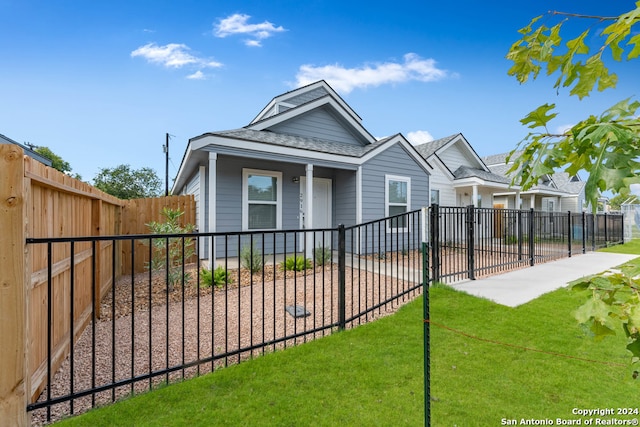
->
[482,151,587,212]
[172,80,431,264]
[413,133,513,208]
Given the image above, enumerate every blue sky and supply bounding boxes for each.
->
[1,0,638,186]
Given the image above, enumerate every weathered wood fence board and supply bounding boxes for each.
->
[0,145,195,425]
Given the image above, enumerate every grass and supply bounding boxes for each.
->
[54,243,640,427]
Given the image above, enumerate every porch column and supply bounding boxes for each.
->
[472,185,479,207]
[515,190,521,210]
[208,152,217,268]
[356,166,362,254]
[530,194,536,211]
[198,165,206,257]
[305,164,314,259]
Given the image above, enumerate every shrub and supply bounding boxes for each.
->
[314,246,332,266]
[200,266,232,290]
[240,242,263,273]
[146,207,196,290]
[282,255,312,271]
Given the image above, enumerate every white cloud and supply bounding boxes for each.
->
[214,13,286,46]
[406,130,435,145]
[186,70,206,80]
[555,123,574,135]
[131,43,222,70]
[295,53,449,94]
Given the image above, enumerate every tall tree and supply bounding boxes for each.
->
[93,164,162,199]
[506,3,640,210]
[34,146,73,175]
[507,3,640,371]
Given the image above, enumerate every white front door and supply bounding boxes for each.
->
[299,177,332,249]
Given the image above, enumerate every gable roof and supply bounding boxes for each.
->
[413,133,510,186]
[482,150,585,196]
[172,81,432,193]
[251,80,361,125]
[247,80,377,146]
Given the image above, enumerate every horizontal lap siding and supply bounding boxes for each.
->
[269,108,363,145]
[359,143,429,254]
[215,157,307,257]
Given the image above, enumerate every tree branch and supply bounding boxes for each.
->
[549,11,619,21]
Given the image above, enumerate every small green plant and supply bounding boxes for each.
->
[146,207,196,290]
[240,242,263,273]
[282,255,312,271]
[314,246,332,266]
[503,234,518,244]
[377,251,386,260]
[200,266,232,290]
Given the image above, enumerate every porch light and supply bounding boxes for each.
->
[292,176,300,183]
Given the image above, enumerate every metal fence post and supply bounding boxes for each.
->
[466,205,475,280]
[604,212,609,246]
[591,214,596,251]
[517,209,523,261]
[338,224,346,331]
[529,208,535,266]
[567,211,572,257]
[430,204,440,283]
[422,241,430,427]
[581,211,586,254]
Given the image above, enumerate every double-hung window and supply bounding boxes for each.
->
[385,175,411,232]
[242,169,282,230]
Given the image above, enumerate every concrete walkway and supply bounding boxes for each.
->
[450,252,638,307]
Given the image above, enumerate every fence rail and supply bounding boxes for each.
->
[429,205,623,284]
[25,211,424,424]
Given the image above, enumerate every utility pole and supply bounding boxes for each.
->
[163,133,169,196]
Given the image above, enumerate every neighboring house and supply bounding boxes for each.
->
[413,133,513,208]
[483,151,587,212]
[0,133,53,167]
[172,80,431,263]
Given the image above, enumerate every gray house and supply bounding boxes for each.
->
[172,80,431,264]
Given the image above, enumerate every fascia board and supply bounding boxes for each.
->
[248,96,375,144]
[358,136,432,174]
[196,134,361,168]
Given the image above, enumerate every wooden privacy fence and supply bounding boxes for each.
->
[0,144,195,426]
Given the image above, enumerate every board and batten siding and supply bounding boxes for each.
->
[269,108,363,146]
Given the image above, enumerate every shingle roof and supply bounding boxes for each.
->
[205,128,392,158]
[413,134,459,158]
[453,166,513,185]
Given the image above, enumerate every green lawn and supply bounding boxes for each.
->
[54,243,640,427]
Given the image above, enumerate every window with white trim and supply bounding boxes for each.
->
[385,175,411,231]
[430,189,439,205]
[242,169,282,230]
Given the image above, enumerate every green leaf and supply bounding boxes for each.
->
[574,296,611,325]
[628,34,640,60]
[627,338,640,360]
[590,320,616,341]
[519,104,557,129]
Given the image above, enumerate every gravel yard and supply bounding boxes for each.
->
[31,260,421,425]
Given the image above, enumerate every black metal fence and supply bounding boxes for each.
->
[429,205,624,284]
[26,210,424,424]
[25,205,624,424]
